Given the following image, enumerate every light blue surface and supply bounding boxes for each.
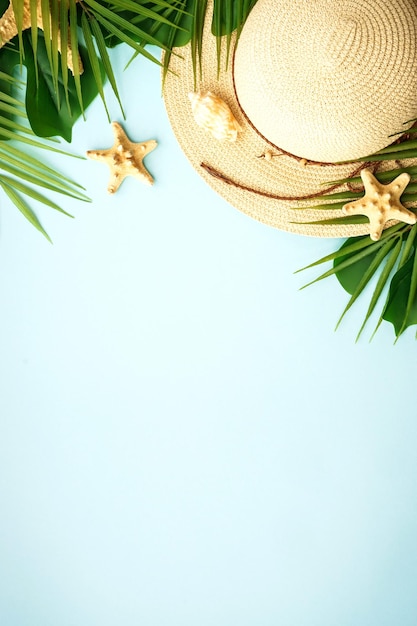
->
[1,46,417,626]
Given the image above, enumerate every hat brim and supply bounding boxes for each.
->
[163,5,408,238]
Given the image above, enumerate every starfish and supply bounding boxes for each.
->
[342,168,416,241]
[0,0,83,75]
[86,122,157,194]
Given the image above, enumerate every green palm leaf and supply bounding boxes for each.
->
[81,11,109,119]
[334,236,399,331]
[0,0,260,244]
[0,56,89,239]
[10,0,24,60]
[357,237,403,341]
[0,175,75,216]
[59,0,71,109]
[88,15,125,116]
[69,0,84,116]
[0,178,53,242]
[212,0,257,71]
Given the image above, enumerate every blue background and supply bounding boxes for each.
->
[1,46,417,625]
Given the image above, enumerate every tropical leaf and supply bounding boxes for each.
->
[334,236,399,331]
[190,0,207,85]
[0,47,24,138]
[382,245,417,338]
[357,237,403,340]
[68,0,83,114]
[296,223,404,275]
[0,152,90,240]
[0,174,74,216]
[296,162,417,232]
[0,0,196,242]
[334,237,388,295]
[0,46,89,238]
[300,233,394,290]
[58,0,70,107]
[83,0,185,63]
[0,0,257,136]
[0,178,53,242]
[81,11,109,119]
[146,0,191,85]
[23,32,101,141]
[0,0,260,244]
[99,0,189,49]
[191,0,256,81]
[211,0,257,69]
[83,0,168,66]
[140,0,191,52]
[0,147,90,239]
[328,165,417,187]
[10,0,24,60]
[0,132,90,242]
[0,143,89,200]
[299,222,417,339]
[88,14,125,117]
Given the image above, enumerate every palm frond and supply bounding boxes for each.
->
[59,0,71,109]
[191,0,208,86]
[88,15,125,116]
[0,0,260,243]
[69,0,84,116]
[0,61,89,239]
[10,0,24,61]
[29,0,39,82]
[159,1,190,85]
[81,10,109,119]
[1,179,53,241]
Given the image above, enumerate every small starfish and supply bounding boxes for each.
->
[342,168,416,241]
[87,122,157,194]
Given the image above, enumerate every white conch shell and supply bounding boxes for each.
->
[188,91,242,142]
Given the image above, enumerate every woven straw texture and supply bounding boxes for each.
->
[235,0,417,163]
[163,0,417,238]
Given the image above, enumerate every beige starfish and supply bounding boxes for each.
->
[0,0,83,75]
[342,168,416,241]
[87,122,157,194]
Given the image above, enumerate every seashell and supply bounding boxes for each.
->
[188,91,242,142]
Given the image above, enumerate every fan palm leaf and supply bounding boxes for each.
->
[0,68,89,239]
[0,0,258,240]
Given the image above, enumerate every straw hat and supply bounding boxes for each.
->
[163,0,417,238]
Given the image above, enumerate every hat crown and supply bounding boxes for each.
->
[315,19,357,70]
[234,0,417,162]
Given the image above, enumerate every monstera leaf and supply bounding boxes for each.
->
[0,0,257,240]
[300,222,417,340]
[23,32,102,142]
[382,244,417,337]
